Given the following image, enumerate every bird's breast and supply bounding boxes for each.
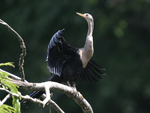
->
[79,48,93,68]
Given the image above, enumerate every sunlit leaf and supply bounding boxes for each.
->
[0,62,15,68]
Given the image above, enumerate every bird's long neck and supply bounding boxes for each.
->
[83,21,94,57]
[87,21,94,37]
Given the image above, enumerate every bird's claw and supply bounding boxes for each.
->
[72,87,83,100]
[72,87,78,96]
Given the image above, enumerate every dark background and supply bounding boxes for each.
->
[0,0,150,113]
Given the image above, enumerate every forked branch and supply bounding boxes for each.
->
[11,78,93,113]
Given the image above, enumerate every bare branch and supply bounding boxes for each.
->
[42,94,65,113]
[50,100,65,113]
[0,87,43,105]
[0,19,26,81]
[0,94,11,106]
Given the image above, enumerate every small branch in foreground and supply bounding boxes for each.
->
[0,19,26,81]
[50,99,65,113]
[41,93,65,113]
[0,87,65,113]
[0,87,43,105]
[0,94,11,106]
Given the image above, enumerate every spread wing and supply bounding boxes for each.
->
[79,60,106,83]
[46,29,77,76]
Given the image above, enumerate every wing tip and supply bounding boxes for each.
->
[101,68,106,70]
[61,28,65,31]
[59,29,65,35]
[102,73,106,75]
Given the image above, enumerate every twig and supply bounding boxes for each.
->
[0,68,22,81]
[0,94,11,106]
[0,19,26,81]
[0,87,43,105]
[50,100,65,113]
[42,94,65,113]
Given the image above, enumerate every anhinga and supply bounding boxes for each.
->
[21,12,105,103]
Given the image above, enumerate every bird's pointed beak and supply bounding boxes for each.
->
[76,12,86,18]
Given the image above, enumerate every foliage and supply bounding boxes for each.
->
[0,62,21,113]
[0,62,15,68]
[0,104,15,113]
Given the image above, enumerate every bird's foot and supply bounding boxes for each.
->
[67,81,81,98]
[72,87,83,100]
[72,87,78,96]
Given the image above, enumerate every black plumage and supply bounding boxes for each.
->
[46,29,84,82]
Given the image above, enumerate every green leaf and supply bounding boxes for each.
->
[12,98,21,113]
[0,62,15,68]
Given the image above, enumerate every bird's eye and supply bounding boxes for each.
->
[86,14,88,16]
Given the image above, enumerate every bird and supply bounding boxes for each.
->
[21,12,105,104]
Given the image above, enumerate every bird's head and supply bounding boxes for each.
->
[76,12,93,23]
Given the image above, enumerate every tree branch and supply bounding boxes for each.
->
[11,79,93,113]
[0,19,26,81]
